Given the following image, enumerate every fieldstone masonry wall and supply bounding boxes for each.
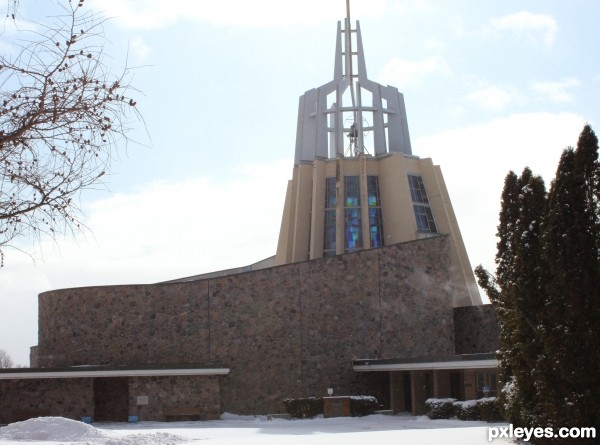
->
[129,376,221,421]
[453,305,500,355]
[0,378,93,424]
[36,236,461,414]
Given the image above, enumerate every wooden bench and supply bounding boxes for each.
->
[163,407,204,421]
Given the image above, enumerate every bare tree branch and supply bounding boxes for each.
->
[0,0,140,265]
[0,349,13,368]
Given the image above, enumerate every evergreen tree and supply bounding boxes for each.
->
[539,125,600,434]
[478,125,600,442]
[476,168,546,426]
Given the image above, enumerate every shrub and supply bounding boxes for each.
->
[477,397,503,422]
[453,400,480,421]
[283,397,323,419]
[425,398,457,419]
[349,396,379,417]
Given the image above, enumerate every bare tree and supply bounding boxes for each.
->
[0,349,13,368]
[0,0,139,265]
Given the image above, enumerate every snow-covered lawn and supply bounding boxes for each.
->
[0,414,512,445]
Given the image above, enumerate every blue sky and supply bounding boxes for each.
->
[1,0,598,365]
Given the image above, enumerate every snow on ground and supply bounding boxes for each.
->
[0,414,513,445]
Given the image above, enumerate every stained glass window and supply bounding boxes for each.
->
[344,176,361,251]
[345,176,360,207]
[367,176,384,248]
[408,174,437,233]
[323,178,337,256]
[345,208,362,250]
[325,177,337,208]
[367,176,380,206]
[369,207,384,248]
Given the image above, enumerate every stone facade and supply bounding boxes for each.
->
[34,235,459,415]
[0,378,94,424]
[0,375,221,424]
[453,305,501,355]
[129,376,221,421]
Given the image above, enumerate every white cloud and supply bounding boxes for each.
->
[0,158,292,365]
[88,0,386,29]
[129,36,151,61]
[54,158,291,284]
[466,86,515,112]
[415,112,586,296]
[489,11,557,47]
[378,56,451,87]
[532,78,580,103]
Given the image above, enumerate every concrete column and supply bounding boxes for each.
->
[410,371,427,415]
[389,371,404,413]
[309,160,326,260]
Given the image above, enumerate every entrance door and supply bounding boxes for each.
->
[94,378,129,422]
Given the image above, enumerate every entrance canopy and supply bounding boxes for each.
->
[0,363,230,380]
[353,353,497,372]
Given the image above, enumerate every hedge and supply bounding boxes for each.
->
[425,398,457,419]
[283,395,379,418]
[349,396,379,417]
[453,400,480,420]
[425,397,504,422]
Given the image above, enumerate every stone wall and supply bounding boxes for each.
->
[0,375,221,424]
[0,378,94,424]
[37,282,210,367]
[36,236,460,414]
[453,305,500,355]
[129,376,221,421]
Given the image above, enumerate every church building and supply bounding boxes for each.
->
[0,14,499,424]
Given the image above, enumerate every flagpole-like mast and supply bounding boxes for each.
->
[345,0,359,153]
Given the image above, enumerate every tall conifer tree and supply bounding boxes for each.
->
[540,125,600,433]
[478,125,600,442]
[477,168,546,426]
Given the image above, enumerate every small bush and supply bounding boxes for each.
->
[283,397,323,419]
[425,398,457,419]
[477,397,503,422]
[453,400,480,421]
[349,396,379,417]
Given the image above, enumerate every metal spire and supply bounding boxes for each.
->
[294,5,413,164]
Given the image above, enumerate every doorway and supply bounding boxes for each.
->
[94,378,129,422]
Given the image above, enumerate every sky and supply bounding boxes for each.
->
[1,0,599,366]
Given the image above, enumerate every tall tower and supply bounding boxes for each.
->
[276,13,481,307]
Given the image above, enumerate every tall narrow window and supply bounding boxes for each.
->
[345,176,362,251]
[367,176,384,248]
[323,177,337,257]
[408,174,437,233]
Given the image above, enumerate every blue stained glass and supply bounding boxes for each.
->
[367,176,380,206]
[369,207,384,248]
[345,208,362,250]
[324,178,338,256]
[345,176,360,207]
